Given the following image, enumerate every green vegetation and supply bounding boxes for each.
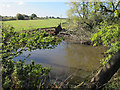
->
[1,13,63,21]
[30,13,37,19]
[16,13,37,20]
[3,19,67,32]
[2,25,63,89]
[67,1,120,89]
[16,13,25,20]
[91,20,120,65]
[90,9,120,89]
[1,0,120,89]
[66,1,120,41]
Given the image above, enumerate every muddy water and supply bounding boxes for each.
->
[14,41,106,84]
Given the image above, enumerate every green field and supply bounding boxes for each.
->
[3,19,67,32]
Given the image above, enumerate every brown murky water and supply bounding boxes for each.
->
[14,41,106,84]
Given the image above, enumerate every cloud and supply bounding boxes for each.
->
[6,4,11,7]
[17,1,24,5]
[1,4,11,8]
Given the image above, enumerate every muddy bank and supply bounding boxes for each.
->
[57,31,93,45]
[22,24,62,35]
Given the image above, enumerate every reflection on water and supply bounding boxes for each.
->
[14,41,106,84]
[65,44,105,70]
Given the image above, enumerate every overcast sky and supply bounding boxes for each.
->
[0,1,70,18]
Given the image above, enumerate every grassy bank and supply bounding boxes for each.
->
[3,19,67,32]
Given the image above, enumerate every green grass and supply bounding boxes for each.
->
[3,19,67,32]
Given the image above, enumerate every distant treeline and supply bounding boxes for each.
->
[0,13,67,21]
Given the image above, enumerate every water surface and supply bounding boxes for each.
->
[14,41,106,84]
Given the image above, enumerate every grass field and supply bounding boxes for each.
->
[3,19,67,32]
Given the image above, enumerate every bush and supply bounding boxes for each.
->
[29,16,33,20]
[16,13,24,20]
[2,59,50,89]
[31,14,37,18]
[2,25,63,89]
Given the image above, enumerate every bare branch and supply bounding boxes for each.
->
[112,2,115,11]
[74,3,83,18]
[100,4,114,13]
[115,1,120,10]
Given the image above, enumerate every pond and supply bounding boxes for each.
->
[13,41,106,85]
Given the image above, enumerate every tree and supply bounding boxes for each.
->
[90,50,120,89]
[57,17,60,19]
[99,1,120,14]
[67,1,120,89]
[29,16,33,20]
[23,14,29,20]
[0,15,2,21]
[90,10,120,89]
[49,16,52,18]
[31,13,37,18]
[67,1,120,29]
[46,16,48,19]
[16,13,24,20]
[51,16,55,18]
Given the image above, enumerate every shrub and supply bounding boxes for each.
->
[16,13,24,20]
[2,25,63,89]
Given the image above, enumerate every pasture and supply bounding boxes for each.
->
[3,19,67,32]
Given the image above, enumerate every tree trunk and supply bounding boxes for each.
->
[94,2,97,13]
[83,2,85,18]
[86,2,89,19]
[90,50,120,89]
